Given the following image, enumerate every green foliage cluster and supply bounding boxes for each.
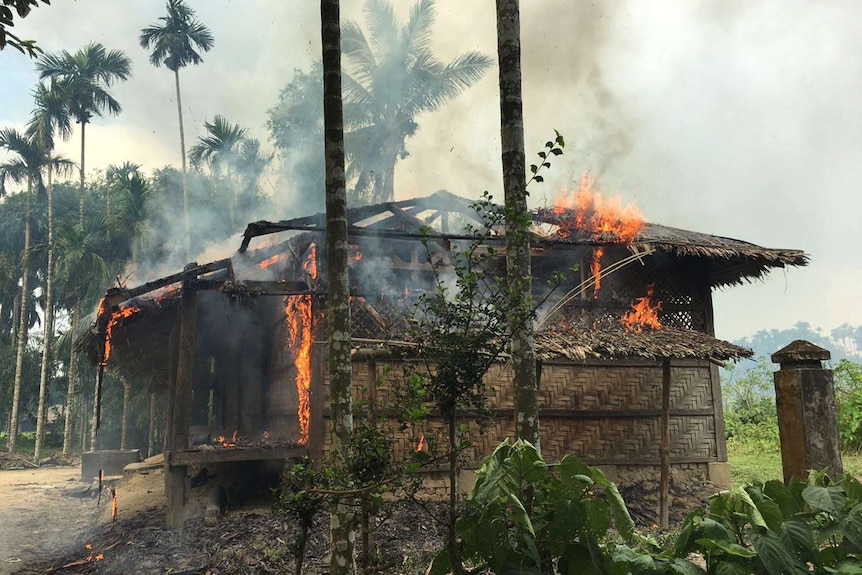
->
[722,356,862,454]
[835,360,862,452]
[441,441,862,575]
[722,357,780,454]
[432,439,637,575]
[671,472,862,575]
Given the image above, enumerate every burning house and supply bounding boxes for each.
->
[80,189,806,526]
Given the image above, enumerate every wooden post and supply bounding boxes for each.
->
[659,359,672,530]
[166,282,198,529]
[147,385,156,459]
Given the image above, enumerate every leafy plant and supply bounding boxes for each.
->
[835,360,862,452]
[672,472,862,575]
[431,439,637,575]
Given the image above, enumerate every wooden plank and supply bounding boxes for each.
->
[188,279,311,294]
[702,282,728,461]
[660,359,672,530]
[170,445,307,466]
[166,284,198,530]
[579,456,715,465]
[320,407,715,419]
[121,258,232,300]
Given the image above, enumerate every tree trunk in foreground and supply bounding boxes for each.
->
[35,166,55,462]
[8,176,33,453]
[496,0,540,449]
[321,1,356,573]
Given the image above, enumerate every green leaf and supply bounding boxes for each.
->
[534,175,543,183]
[841,503,862,550]
[756,499,785,532]
[611,544,656,572]
[714,561,752,575]
[530,164,538,174]
[667,558,707,575]
[584,498,610,537]
[779,519,817,565]
[675,521,695,555]
[427,550,450,575]
[551,148,563,156]
[701,517,733,541]
[804,485,838,514]
[764,479,805,519]
[749,527,805,575]
[538,151,547,159]
[548,499,586,542]
[606,483,636,543]
[835,561,862,575]
[694,538,756,558]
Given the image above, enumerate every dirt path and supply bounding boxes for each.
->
[0,466,97,575]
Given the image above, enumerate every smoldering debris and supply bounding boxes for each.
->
[19,501,447,575]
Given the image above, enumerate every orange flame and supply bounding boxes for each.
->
[590,247,604,298]
[286,242,317,444]
[621,284,663,333]
[259,253,283,269]
[552,175,644,297]
[214,432,237,448]
[84,543,104,562]
[552,174,643,242]
[111,490,117,522]
[417,435,426,452]
[101,305,140,366]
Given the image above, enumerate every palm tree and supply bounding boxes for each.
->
[0,128,47,452]
[341,0,492,203]
[35,43,132,226]
[26,82,75,461]
[108,163,153,268]
[189,115,249,228]
[139,0,214,260]
[52,218,111,457]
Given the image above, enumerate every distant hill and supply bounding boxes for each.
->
[732,322,862,365]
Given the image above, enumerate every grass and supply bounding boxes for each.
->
[728,440,862,487]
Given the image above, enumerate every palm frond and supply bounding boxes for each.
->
[364,0,400,52]
[403,0,436,54]
[139,0,213,71]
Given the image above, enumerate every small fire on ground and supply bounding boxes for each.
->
[84,543,104,562]
[621,284,663,333]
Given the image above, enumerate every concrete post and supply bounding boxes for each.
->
[772,340,843,482]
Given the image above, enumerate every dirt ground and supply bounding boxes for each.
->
[0,464,96,575]
[0,457,716,575]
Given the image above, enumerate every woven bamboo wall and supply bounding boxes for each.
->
[315,356,723,469]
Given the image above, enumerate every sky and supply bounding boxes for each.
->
[1,0,860,345]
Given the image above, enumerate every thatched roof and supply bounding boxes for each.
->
[629,222,808,287]
[242,191,807,288]
[534,322,752,363]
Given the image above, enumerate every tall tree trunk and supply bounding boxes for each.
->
[497,0,540,449]
[62,302,80,457]
[175,68,191,261]
[321,1,356,574]
[8,176,33,453]
[121,378,131,450]
[90,370,100,451]
[79,122,86,226]
[35,165,55,462]
[147,388,156,458]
